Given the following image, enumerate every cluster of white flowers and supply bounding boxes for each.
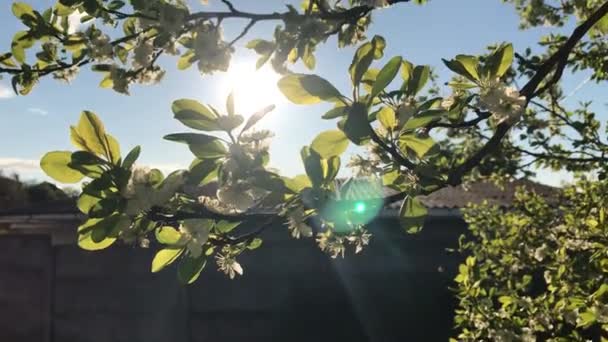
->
[86,29,113,62]
[215,253,243,279]
[316,227,371,257]
[347,153,383,176]
[317,231,346,258]
[122,166,186,216]
[479,78,526,124]
[132,39,155,69]
[285,207,313,239]
[136,1,187,34]
[52,65,80,83]
[216,182,258,213]
[345,228,372,254]
[193,23,233,74]
[178,219,211,258]
[134,66,165,85]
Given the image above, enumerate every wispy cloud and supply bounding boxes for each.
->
[0,84,14,99]
[27,107,49,116]
[0,158,39,172]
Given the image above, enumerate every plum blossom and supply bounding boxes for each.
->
[86,29,113,61]
[215,253,243,279]
[53,65,80,83]
[286,207,313,239]
[479,78,526,124]
[179,219,211,257]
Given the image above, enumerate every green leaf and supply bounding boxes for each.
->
[399,134,436,158]
[401,60,413,83]
[122,145,141,170]
[399,196,427,233]
[12,2,36,22]
[402,109,444,131]
[177,255,206,285]
[177,51,195,70]
[301,146,325,187]
[284,174,312,192]
[577,310,596,328]
[454,55,480,81]
[164,133,227,159]
[40,151,84,183]
[278,74,342,104]
[77,192,101,214]
[88,197,119,218]
[188,158,220,185]
[246,39,275,55]
[324,156,340,183]
[77,214,130,251]
[377,106,397,131]
[485,43,513,78]
[155,226,182,245]
[217,115,244,132]
[71,111,111,159]
[247,238,263,250]
[407,65,430,96]
[172,99,220,131]
[371,56,402,99]
[321,105,347,119]
[215,220,240,233]
[240,105,275,134]
[105,134,121,164]
[11,31,33,64]
[311,130,349,158]
[343,103,372,145]
[349,42,375,87]
[151,247,184,273]
[226,92,235,116]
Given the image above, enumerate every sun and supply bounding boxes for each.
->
[220,62,283,116]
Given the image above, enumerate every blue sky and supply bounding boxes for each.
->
[0,0,605,186]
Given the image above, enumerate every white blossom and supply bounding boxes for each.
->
[179,219,211,258]
[53,65,80,83]
[216,183,256,212]
[479,79,526,124]
[132,39,155,69]
[346,229,372,254]
[87,30,113,61]
[286,207,313,239]
[215,253,243,279]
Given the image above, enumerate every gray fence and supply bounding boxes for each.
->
[0,216,467,342]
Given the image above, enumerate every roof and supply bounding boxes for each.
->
[416,179,557,209]
[0,179,558,218]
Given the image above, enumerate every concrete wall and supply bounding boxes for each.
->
[0,216,467,342]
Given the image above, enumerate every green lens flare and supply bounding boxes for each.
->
[354,201,367,214]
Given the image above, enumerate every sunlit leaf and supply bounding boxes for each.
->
[40,151,84,183]
[152,247,184,273]
[399,196,427,233]
[311,130,349,158]
[278,74,342,104]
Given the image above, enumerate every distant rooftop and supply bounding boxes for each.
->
[0,179,558,218]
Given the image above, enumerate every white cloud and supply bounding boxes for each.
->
[0,84,14,99]
[0,158,39,172]
[27,107,49,116]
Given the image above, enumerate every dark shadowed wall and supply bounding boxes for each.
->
[0,215,467,342]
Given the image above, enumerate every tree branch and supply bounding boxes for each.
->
[446,0,608,186]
